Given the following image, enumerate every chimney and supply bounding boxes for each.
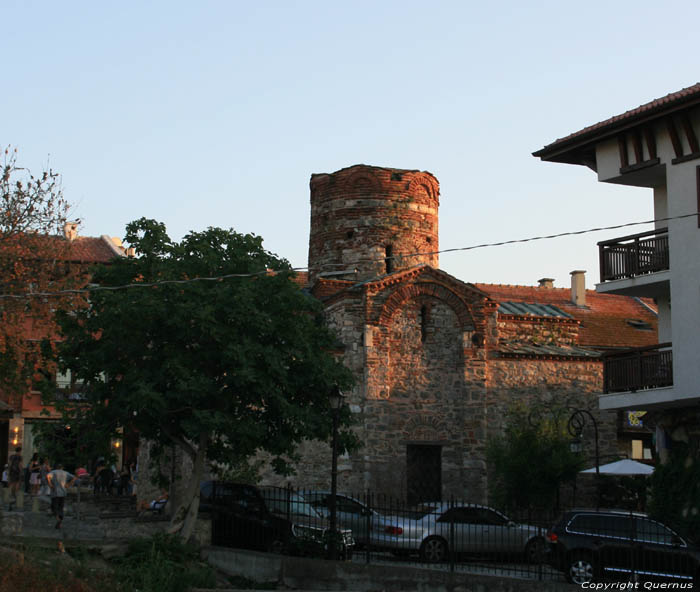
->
[63,221,79,241]
[570,270,586,306]
[538,278,554,289]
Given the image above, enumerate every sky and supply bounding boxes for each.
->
[4,0,699,290]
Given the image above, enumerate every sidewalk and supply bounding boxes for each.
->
[1,489,210,547]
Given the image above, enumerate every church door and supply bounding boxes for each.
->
[406,444,442,505]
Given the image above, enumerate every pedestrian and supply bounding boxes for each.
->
[1,464,8,488]
[7,447,23,509]
[29,453,40,495]
[38,458,51,496]
[46,463,75,529]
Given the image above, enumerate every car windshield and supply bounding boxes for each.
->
[261,489,320,518]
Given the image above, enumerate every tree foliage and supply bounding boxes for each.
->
[0,146,75,406]
[648,439,700,541]
[487,402,583,512]
[49,218,355,539]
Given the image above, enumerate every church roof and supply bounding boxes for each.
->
[475,283,658,350]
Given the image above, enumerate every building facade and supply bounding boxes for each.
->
[266,164,659,504]
[0,224,129,465]
[534,83,700,461]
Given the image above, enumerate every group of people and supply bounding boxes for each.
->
[2,446,138,529]
[2,446,74,528]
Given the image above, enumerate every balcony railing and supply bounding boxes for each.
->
[603,343,673,394]
[598,228,669,282]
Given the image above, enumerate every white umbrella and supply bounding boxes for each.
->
[580,459,654,476]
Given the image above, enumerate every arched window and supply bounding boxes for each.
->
[420,305,428,342]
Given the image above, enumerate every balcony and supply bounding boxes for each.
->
[603,343,673,394]
[597,228,670,297]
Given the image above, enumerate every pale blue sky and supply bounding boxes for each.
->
[4,1,699,289]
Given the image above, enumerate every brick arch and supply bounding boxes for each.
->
[343,170,382,196]
[407,172,439,202]
[376,282,475,329]
[403,415,446,440]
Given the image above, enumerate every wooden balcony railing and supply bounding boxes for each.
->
[603,343,673,394]
[598,228,669,282]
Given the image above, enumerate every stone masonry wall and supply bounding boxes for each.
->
[308,165,439,282]
[496,317,579,346]
[486,357,617,507]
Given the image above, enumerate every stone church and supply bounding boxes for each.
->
[276,164,658,505]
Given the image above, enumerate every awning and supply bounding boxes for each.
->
[580,459,654,476]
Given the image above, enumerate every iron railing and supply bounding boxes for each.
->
[207,486,700,584]
[604,343,673,393]
[598,228,669,282]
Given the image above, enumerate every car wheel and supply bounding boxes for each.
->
[567,553,596,585]
[267,538,285,555]
[420,537,448,563]
[525,537,545,564]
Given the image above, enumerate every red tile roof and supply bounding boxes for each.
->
[59,236,123,263]
[3,234,124,263]
[474,283,658,350]
[533,83,700,160]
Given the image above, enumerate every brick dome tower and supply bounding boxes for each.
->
[308,164,440,282]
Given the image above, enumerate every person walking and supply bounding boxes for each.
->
[46,463,75,529]
[29,453,40,495]
[38,458,51,496]
[7,447,23,510]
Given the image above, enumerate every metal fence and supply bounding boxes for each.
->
[206,484,700,584]
[206,484,564,581]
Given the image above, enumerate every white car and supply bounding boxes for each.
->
[383,502,546,563]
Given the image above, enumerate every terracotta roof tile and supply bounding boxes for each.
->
[534,83,700,158]
[474,283,658,350]
[60,236,122,263]
[3,234,124,263]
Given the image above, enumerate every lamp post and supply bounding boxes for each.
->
[568,408,600,508]
[328,384,344,560]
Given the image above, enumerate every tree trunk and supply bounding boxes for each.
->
[168,433,207,542]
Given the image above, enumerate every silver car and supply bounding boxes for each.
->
[304,491,406,550]
[385,502,546,563]
[259,487,355,554]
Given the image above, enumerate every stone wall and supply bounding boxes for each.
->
[496,316,579,346]
[308,165,439,282]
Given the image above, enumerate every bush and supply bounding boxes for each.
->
[113,533,215,592]
[648,440,700,542]
[487,402,583,512]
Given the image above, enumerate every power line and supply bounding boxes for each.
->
[0,211,695,300]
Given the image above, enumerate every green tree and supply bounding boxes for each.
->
[487,402,583,512]
[48,218,354,540]
[648,440,700,541]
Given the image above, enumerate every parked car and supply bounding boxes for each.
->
[304,491,406,549]
[379,502,546,563]
[203,481,354,558]
[547,508,700,585]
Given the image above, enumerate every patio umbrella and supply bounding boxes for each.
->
[580,459,654,476]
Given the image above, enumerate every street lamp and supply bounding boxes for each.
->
[328,384,345,560]
[567,408,600,508]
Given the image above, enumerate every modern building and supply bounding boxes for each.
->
[533,82,700,460]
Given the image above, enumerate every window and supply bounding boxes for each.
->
[420,305,428,342]
[569,514,632,540]
[385,244,393,274]
[635,518,679,546]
